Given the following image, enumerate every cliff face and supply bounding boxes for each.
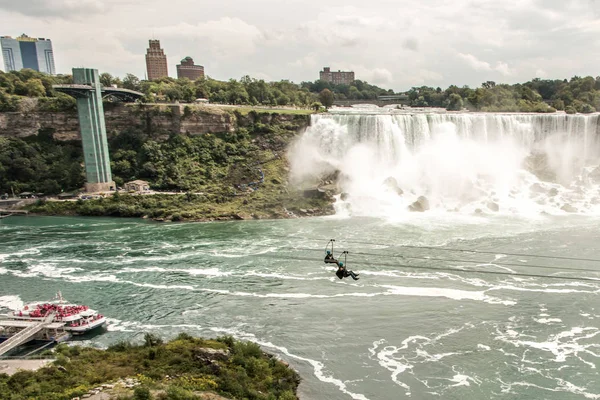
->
[0,104,310,140]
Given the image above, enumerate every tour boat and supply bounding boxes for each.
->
[6,292,107,335]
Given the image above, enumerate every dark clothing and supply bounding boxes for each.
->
[336,266,359,280]
[324,254,339,264]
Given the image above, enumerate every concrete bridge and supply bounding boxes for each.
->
[333,95,409,108]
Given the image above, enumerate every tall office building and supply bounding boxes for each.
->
[176,57,204,80]
[1,34,56,74]
[145,39,168,80]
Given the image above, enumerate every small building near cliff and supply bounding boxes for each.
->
[124,180,150,192]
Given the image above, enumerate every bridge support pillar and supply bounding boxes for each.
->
[72,68,115,193]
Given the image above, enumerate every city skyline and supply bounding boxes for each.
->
[1,1,600,91]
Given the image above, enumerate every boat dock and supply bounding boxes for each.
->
[0,313,70,357]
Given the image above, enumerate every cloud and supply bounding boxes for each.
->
[458,53,514,76]
[403,38,419,52]
[458,53,493,71]
[367,68,393,85]
[0,0,109,18]
[289,53,318,69]
[2,0,600,90]
[152,17,265,58]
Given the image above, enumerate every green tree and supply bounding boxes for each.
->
[123,73,141,91]
[99,72,114,87]
[446,93,463,111]
[318,88,334,109]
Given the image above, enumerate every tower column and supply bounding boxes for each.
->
[72,68,115,193]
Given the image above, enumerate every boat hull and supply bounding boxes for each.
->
[65,318,107,335]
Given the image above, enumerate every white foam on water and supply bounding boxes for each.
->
[0,267,7,275]
[448,374,471,387]
[499,378,600,399]
[368,340,412,393]
[488,284,600,295]
[106,318,204,333]
[246,272,325,281]
[534,318,563,324]
[187,268,233,277]
[10,262,71,279]
[477,344,491,351]
[495,325,600,368]
[0,295,23,311]
[210,327,370,400]
[378,284,516,305]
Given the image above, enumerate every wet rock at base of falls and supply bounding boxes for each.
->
[474,208,484,214]
[560,204,578,213]
[409,196,430,212]
[340,192,350,201]
[548,188,559,197]
[523,152,557,182]
[383,177,404,195]
[487,202,499,212]
[589,166,600,182]
[529,183,547,194]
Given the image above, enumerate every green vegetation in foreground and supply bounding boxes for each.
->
[0,334,300,400]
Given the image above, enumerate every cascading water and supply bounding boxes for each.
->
[288,111,600,217]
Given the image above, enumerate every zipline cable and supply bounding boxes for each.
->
[248,252,600,284]
[269,245,600,274]
[258,233,600,264]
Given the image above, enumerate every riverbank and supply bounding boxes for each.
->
[24,189,336,222]
[0,334,301,400]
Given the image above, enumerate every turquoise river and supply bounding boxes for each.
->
[1,214,599,399]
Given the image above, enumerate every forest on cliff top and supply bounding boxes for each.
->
[2,69,600,113]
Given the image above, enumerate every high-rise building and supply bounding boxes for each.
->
[319,67,355,86]
[176,56,204,81]
[145,39,168,80]
[1,34,55,74]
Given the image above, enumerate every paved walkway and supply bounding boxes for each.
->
[0,359,52,375]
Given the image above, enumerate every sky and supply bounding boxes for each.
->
[1,0,599,91]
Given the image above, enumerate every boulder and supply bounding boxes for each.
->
[560,204,578,213]
[340,192,350,201]
[195,347,230,363]
[529,183,546,194]
[589,166,600,182]
[383,176,404,195]
[408,196,430,212]
[548,188,559,197]
[487,202,499,212]
[474,208,483,215]
[523,152,556,182]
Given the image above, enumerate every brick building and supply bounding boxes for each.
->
[176,56,204,80]
[319,67,355,85]
[145,39,168,80]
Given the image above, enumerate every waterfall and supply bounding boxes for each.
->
[288,112,600,217]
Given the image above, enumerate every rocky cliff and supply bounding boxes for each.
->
[0,104,311,140]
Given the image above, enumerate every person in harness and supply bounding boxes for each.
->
[324,250,338,264]
[336,261,359,280]
[324,239,339,264]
